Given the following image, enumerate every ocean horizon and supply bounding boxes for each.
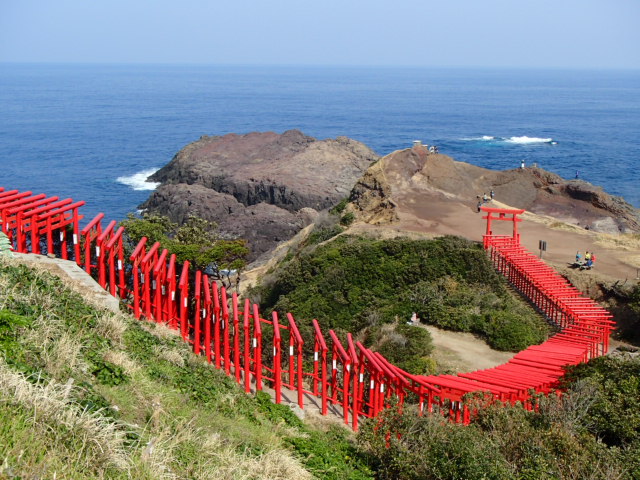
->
[1,63,639,223]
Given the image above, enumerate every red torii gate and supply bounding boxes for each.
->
[1,184,617,432]
[481,206,525,247]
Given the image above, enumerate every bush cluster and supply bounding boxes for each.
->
[358,354,640,479]
[254,235,546,355]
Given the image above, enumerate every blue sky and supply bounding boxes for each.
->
[1,0,638,68]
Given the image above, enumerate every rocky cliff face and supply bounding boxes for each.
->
[350,146,640,234]
[141,130,379,259]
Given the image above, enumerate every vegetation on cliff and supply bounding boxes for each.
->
[2,250,639,479]
[252,233,548,374]
[121,212,249,286]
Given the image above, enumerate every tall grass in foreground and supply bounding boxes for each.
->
[0,257,372,479]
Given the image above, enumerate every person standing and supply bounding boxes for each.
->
[520,160,525,170]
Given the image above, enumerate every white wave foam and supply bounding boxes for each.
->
[461,135,556,145]
[505,136,553,144]
[460,135,496,141]
[116,168,161,191]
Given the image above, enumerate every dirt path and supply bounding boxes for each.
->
[420,324,515,373]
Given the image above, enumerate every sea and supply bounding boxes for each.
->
[1,64,639,224]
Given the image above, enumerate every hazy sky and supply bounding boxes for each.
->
[1,0,638,69]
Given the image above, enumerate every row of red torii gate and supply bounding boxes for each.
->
[0,186,614,430]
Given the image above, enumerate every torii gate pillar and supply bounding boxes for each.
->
[481,206,525,249]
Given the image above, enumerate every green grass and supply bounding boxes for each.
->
[1,248,638,479]
[0,257,374,479]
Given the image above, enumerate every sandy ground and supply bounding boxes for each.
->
[388,191,639,284]
[422,324,515,372]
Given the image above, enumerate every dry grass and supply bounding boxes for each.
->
[122,411,313,480]
[0,255,344,480]
[153,344,185,367]
[23,315,88,378]
[45,331,87,377]
[234,447,313,480]
[0,360,130,472]
[95,312,128,346]
[595,232,640,251]
[140,320,182,340]
[0,269,58,314]
[103,350,140,376]
[139,425,313,480]
[371,322,407,351]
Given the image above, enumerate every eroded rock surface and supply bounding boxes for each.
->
[350,146,640,234]
[142,130,379,259]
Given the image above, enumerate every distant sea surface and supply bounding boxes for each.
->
[1,64,639,222]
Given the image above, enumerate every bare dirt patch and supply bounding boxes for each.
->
[420,324,515,373]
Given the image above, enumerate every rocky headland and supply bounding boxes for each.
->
[141,130,379,259]
[350,144,640,234]
[142,133,640,289]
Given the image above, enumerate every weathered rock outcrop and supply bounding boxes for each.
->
[142,130,379,259]
[350,146,640,234]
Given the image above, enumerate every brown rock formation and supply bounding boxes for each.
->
[350,146,640,235]
[141,130,379,259]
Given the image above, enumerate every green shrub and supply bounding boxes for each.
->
[340,212,355,226]
[255,235,546,354]
[366,323,434,374]
[0,310,30,360]
[358,406,511,480]
[307,225,344,245]
[88,353,128,387]
[287,425,374,480]
[359,379,634,480]
[562,354,640,447]
[483,310,546,351]
[329,198,349,215]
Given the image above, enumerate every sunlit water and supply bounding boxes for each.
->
[1,64,638,222]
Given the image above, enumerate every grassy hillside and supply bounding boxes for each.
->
[0,257,373,479]
[2,252,639,479]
